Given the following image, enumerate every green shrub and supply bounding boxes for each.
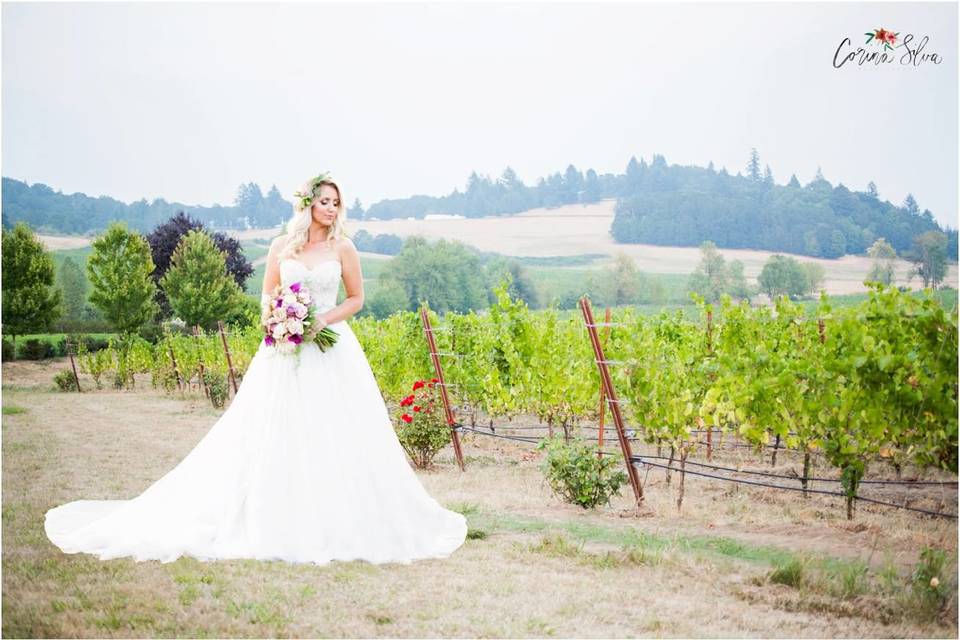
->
[203,371,228,409]
[536,433,628,509]
[2,339,13,361]
[768,558,806,588]
[151,365,180,393]
[53,337,68,357]
[53,369,78,392]
[394,379,450,469]
[910,547,951,620]
[79,348,111,389]
[19,339,54,360]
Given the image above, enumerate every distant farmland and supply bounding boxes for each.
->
[39,199,959,296]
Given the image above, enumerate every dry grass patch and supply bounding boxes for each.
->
[3,359,958,637]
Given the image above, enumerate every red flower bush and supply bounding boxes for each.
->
[394,378,449,469]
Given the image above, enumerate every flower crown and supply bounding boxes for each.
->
[293,172,333,212]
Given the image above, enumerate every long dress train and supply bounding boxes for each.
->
[44,258,468,565]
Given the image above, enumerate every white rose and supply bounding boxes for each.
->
[282,294,297,307]
[271,323,286,340]
[285,318,304,335]
[272,306,286,321]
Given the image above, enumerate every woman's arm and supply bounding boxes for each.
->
[318,238,364,327]
[261,236,284,296]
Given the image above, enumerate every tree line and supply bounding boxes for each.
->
[4,150,956,263]
[3,211,953,355]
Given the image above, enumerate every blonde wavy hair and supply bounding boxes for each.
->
[278,174,347,261]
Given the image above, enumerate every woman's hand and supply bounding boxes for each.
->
[315,315,329,331]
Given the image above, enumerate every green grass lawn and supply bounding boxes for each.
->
[797,287,958,313]
[6,333,116,346]
[48,244,959,320]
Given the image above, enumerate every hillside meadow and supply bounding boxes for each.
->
[37,201,960,299]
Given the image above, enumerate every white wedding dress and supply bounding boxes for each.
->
[45,258,468,565]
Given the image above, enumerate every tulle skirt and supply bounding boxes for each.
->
[44,320,468,566]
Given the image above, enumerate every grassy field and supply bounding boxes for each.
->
[40,203,960,298]
[227,201,960,296]
[2,357,957,638]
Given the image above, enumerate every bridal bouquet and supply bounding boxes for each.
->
[261,281,339,354]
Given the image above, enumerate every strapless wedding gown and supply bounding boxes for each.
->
[44,258,467,565]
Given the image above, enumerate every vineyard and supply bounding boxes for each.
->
[73,283,959,519]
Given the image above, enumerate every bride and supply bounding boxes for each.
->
[44,173,468,566]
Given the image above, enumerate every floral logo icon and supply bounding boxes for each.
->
[865,28,899,51]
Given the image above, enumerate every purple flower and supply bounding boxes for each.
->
[288,334,303,344]
[287,306,298,317]
[275,298,283,308]
[264,335,275,346]
[289,282,302,293]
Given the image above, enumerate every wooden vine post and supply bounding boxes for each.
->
[192,325,210,399]
[597,307,612,458]
[66,340,82,393]
[419,307,466,472]
[168,343,183,392]
[217,320,239,396]
[705,309,713,461]
[579,296,645,510]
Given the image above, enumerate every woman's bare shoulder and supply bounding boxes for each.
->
[268,233,290,253]
[337,236,359,258]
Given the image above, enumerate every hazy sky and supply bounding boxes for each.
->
[2,2,957,227]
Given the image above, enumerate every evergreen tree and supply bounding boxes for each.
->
[623,155,642,195]
[87,222,159,335]
[348,198,365,220]
[747,148,762,182]
[1,222,63,353]
[499,166,520,191]
[563,164,583,203]
[59,256,88,319]
[763,165,774,186]
[788,174,801,188]
[160,230,245,329]
[234,182,266,226]
[867,181,879,198]
[903,193,920,216]
[583,168,602,203]
[265,185,289,225]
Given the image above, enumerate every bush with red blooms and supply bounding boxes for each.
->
[395,378,450,469]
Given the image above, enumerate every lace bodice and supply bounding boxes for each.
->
[280,259,342,314]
